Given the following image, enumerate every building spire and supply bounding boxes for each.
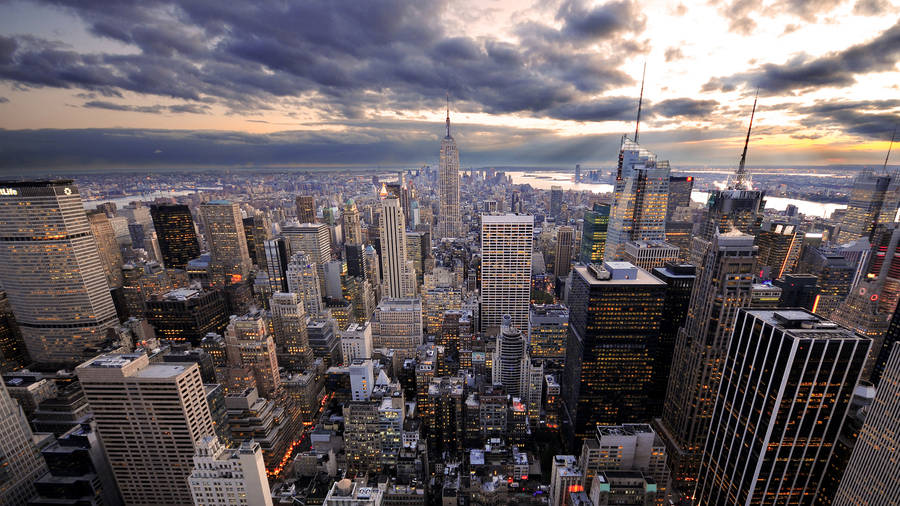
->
[446,92,451,138]
[884,125,897,173]
[634,62,646,144]
[732,89,758,190]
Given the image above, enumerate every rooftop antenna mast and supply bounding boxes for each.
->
[634,62,646,144]
[732,89,758,190]
[884,125,897,173]
[446,92,451,138]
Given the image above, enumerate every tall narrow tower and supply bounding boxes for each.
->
[481,214,533,334]
[437,96,461,239]
[379,197,414,298]
[200,200,252,287]
[655,230,758,496]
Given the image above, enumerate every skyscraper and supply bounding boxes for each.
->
[295,195,317,224]
[0,379,47,505]
[269,291,314,372]
[651,262,696,416]
[283,222,333,293]
[563,262,666,441]
[553,226,575,281]
[492,316,526,397]
[87,211,125,288]
[755,219,800,280]
[694,309,870,504]
[550,186,563,219]
[437,101,461,239]
[604,138,670,261]
[150,203,201,270]
[379,197,415,298]
[76,353,215,506]
[372,297,422,359]
[200,200,252,287]
[264,237,289,294]
[224,312,281,399]
[834,343,900,504]
[481,214,533,334]
[286,252,323,316]
[579,203,610,263]
[0,180,118,365]
[666,175,694,221]
[342,199,363,246]
[657,230,757,493]
[836,169,892,244]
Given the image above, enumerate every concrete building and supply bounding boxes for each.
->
[372,298,422,359]
[623,240,680,271]
[437,105,461,239]
[76,353,215,506]
[188,436,272,506]
[341,322,373,364]
[0,378,47,505]
[481,214,533,334]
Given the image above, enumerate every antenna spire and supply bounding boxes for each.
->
[733,89,758,190]
[884,125,897,173]
[634,62,646,144]
[446,92,451,138]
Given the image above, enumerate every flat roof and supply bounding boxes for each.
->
[575,264,664,286]
[481,214,534,224]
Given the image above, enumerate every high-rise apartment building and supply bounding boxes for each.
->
[836,169,892,244]
[379,197,415,298]
[553,226,575,281]
[834,343,900,504]
[150,203,201,270]
[200,200,252,287]
[224,312,281,399]
[694,309,870,504]
[481,214,533,334]
[295,195,317,224]
[76,353,215,506]
[340,322,373,363]
[492,317,526,397]
[372,298,422,359]
[286,252,323,316]
[579,203,610,263]
[342,199,364,246]
[87,211,125,288]
[0,180,118,365]
[437,105,461,239]
[0,379,47,505]
[563,262,666,441]
[604,138,670,261]
[189,436,273,506]
[282,222,332,293]
[269,291,314,372]
[657,231,757,493]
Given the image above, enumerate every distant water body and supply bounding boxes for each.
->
[507,171,846,219]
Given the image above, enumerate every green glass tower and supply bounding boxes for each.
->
[579,203,610,264]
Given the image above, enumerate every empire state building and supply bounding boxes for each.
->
[437,100,461,239]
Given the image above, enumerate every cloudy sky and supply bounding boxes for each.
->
[0,0,898,171]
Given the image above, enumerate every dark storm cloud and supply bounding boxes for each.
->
[0,122,747,171]
[703,20,900,94]
[796,99,900,137]
[652,98,718,118]
[83,100,210,114]
[0,0,648,122]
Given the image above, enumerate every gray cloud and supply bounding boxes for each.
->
[854,0,891,15]
[664,47,684,62]
[83,100,210,114]
[653,98,718,118]
[703,20,900,94]
[0,97,8,103]
[0,0,648,123]
[796,99,900,137]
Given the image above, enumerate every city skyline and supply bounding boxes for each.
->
[0,0,898,171]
